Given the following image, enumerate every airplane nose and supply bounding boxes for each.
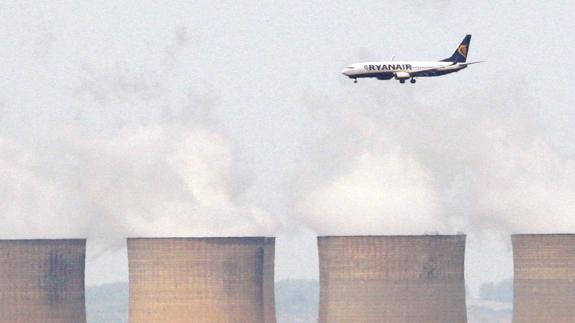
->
[341,69,350,76]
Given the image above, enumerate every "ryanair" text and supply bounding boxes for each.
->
[364,64,412,71]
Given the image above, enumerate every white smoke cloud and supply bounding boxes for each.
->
[0,137,81,236]
[292,124,445,235]
[474,138,575,233]
[292,81,575,236]
[0,123,277,242]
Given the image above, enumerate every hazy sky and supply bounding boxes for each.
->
[1,0,574,295]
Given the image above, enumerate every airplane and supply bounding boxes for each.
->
[341,35,483,84]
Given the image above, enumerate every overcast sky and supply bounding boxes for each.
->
[1,0,574,295]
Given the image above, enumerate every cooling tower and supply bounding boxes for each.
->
[318,235,467,323]
[128,237,276,323]
[0,239,87,323]
[512,234,575,323]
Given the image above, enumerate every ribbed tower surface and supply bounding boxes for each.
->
[128,237,276,323]
[0,239,87,323]
[318,235,467,323]
[513,234,575,323]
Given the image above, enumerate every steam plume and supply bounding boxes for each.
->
[292,82,575,235]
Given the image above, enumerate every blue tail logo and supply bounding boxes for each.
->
[457,44,468,58]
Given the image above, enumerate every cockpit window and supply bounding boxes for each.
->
[345,66,355,69]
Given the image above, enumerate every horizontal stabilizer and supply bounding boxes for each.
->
[460,61,485,66]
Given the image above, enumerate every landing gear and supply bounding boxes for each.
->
[410,78,416,84]
[399,79,405,84]
[353,78,358,84]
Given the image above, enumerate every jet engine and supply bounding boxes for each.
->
[394,72,411,79]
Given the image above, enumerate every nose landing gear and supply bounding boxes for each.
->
[353,78,358,84]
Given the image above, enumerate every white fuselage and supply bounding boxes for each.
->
[341,61,466,80]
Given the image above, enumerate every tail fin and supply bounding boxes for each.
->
[441,35,471,63]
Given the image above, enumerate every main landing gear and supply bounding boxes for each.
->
[399,78,417,84]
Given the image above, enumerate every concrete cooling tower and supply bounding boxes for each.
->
[512,234,575,323]
[318,235,467,323]
[128,237,276,323]
[0,239,87,323]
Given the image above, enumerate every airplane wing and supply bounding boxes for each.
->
[409,63,456,77]
[409,61,483,77]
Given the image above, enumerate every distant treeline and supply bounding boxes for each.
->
[479,278,513,302]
